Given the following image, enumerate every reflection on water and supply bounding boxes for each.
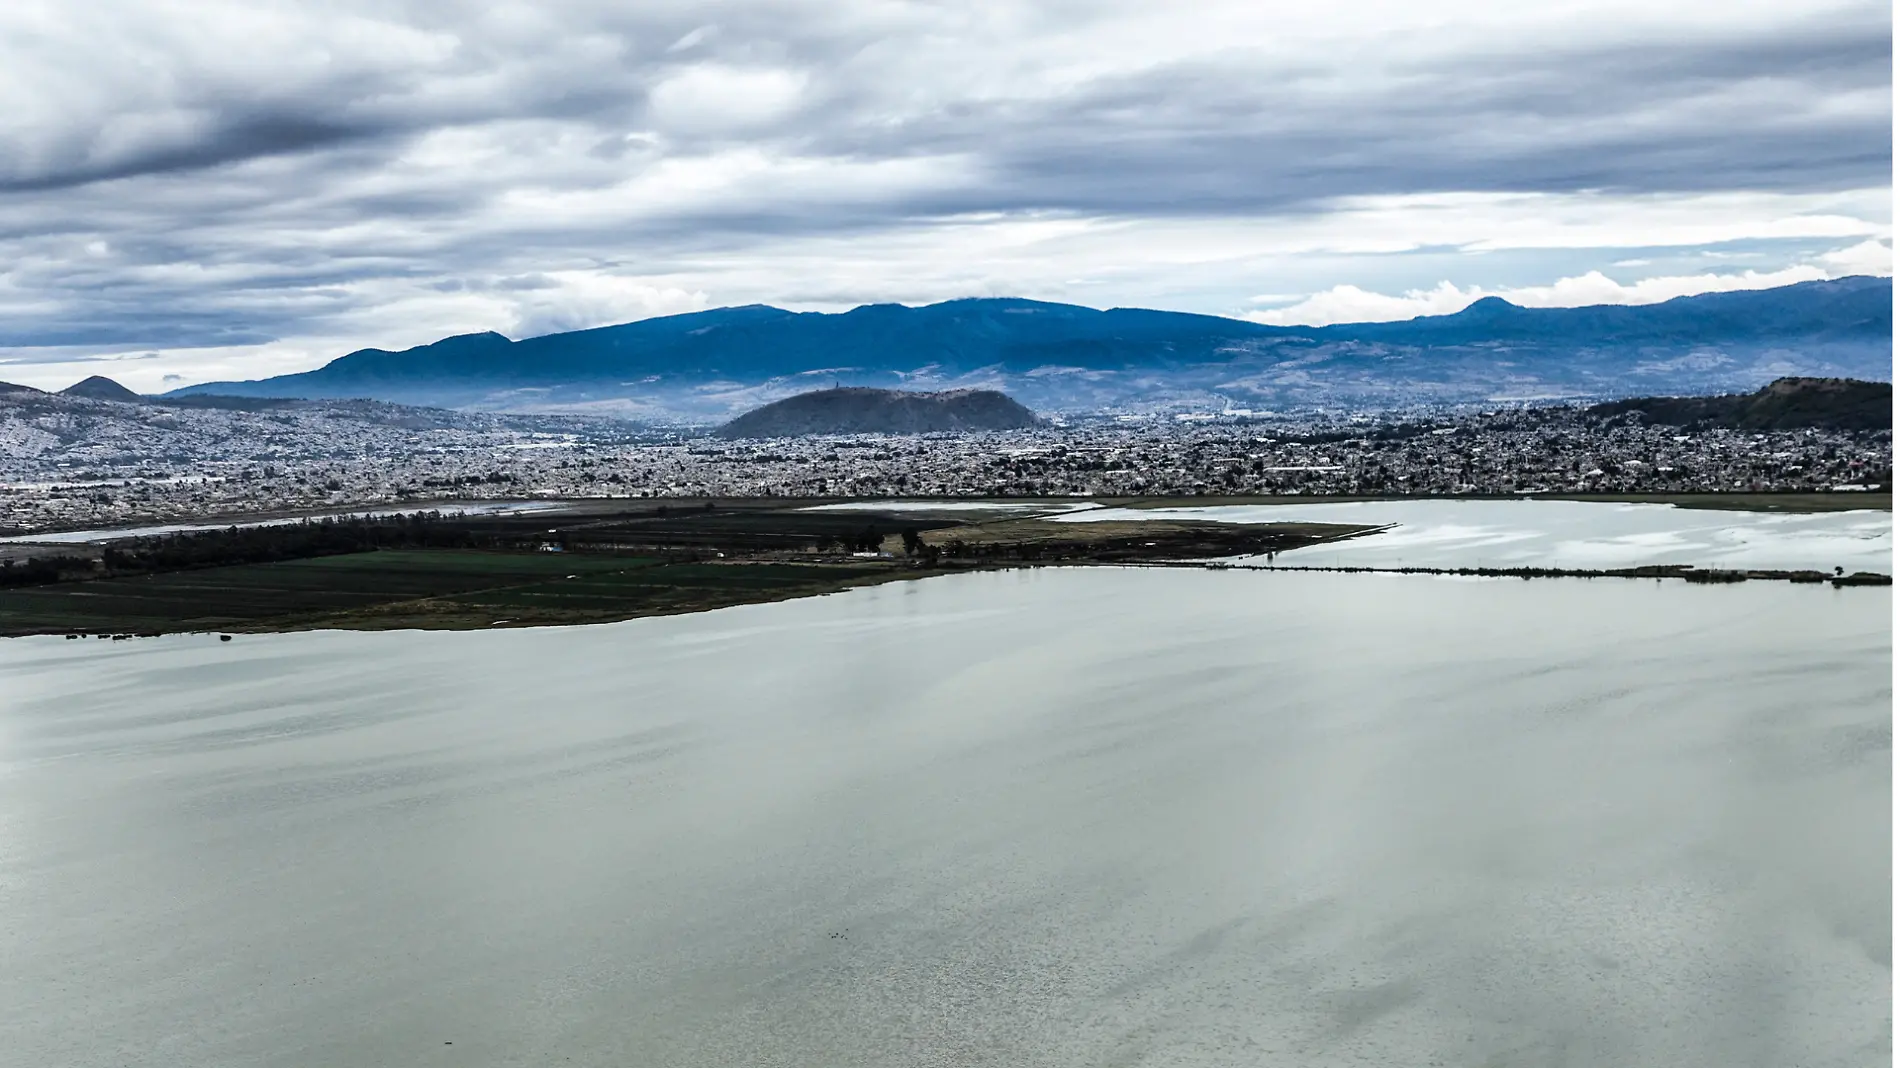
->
[1058,499,1893,572]
[0,568,1888,1067]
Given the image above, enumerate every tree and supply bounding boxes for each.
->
[900,528,925,556]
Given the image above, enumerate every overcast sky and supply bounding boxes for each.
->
[0,0,1890,390]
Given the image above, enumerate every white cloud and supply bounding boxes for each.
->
[507,273,710,337]
[1247,282,1483,326]
[666,25,717,54]
[1818,238,1893,275]
[1246,241,1891,326]
[647,65,808,135]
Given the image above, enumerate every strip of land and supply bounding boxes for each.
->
[1148,560,1893,588]
[0,502,1377,637]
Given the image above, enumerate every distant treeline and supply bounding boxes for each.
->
[0,555,90,588]
[811,527,893,554]
[0,513,543,588]
[100,513,514,573]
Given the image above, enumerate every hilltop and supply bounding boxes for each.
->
[164,276,1893,418]
[60,376,143,402]
[1586,377,1892,431]
[716,387,1040,438]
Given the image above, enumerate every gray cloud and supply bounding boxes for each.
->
[0,0,1889,370]
[0,113,383,194]
[9,4,1885,201]
[950,22,1892,214]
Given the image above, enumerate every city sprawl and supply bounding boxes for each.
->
[1,391,1888,535]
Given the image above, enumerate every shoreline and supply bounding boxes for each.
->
[22,553,1891,643]
[2,490,1887,543]
[1103,491,1891,514]
[1137,559,1893,588]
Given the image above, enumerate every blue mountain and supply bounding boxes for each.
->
[170,276,1891,418]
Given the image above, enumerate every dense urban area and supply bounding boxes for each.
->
[0,387,1888,536]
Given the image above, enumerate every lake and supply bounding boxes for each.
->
[0,566,1889,1066]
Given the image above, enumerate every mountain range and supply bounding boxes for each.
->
[168,276,1892,419]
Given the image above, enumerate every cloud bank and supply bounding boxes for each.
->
[1250,240,1893,325]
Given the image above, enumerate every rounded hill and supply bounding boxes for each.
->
[60,375,144,402]
[716,387,1040,438]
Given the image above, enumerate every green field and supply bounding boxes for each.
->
[0,550,894,636]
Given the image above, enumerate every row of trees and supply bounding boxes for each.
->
[0,555,93,588]
[811,525,891,554]
[4,513,529,589]
[99,513,508,574]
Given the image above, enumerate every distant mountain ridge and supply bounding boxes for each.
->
[716,387,1040,438]
[167,276,1892,418]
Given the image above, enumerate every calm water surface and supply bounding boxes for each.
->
[1058,499,1892,572]
[0,568,1889,1066]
